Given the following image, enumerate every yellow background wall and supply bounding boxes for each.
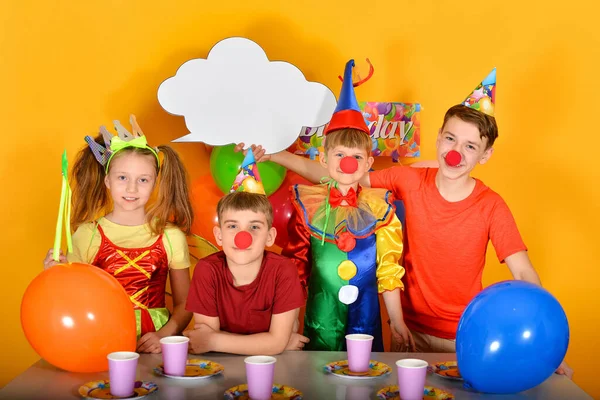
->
[1,0,598,397]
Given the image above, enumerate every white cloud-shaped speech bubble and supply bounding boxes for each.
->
[157,37,337,154]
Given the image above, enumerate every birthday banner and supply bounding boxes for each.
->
[288,102,421,162]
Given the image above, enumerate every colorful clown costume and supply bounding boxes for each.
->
[283,184,404,351]
[283,58,405,351]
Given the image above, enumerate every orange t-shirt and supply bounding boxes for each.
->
[370,167,527,339]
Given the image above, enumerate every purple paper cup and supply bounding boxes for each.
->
[107,351,139,397]
[160,336,190,376]
[396,358,428,400]
[244,356,276,400]
[346,334,374,373]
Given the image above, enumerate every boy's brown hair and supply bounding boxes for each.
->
[443,105,498,149]
[323,128,372,156]
[217,192,274,227]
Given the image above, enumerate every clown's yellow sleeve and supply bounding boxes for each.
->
[375,214,405,293]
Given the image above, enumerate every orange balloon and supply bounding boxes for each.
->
[21,263,136,372]
[190,174,222,246]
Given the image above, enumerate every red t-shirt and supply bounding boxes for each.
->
[370,167,527,339]
[186,251,306,334]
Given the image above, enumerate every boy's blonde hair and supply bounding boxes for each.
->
[217,192,274,227]
[323,128,372,156]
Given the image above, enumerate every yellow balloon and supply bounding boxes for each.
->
[479,97,495,116]
[242,177,266,194]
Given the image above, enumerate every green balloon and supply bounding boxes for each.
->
[209,144,287,196]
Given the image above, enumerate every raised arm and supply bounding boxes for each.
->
[235,143,372,187]
[270,151,326,184]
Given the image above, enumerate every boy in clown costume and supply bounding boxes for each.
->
[282,60,408,351]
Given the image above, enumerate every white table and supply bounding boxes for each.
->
[0,351,591,399]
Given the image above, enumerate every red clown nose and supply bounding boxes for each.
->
[340,156,359,174]
[445,150,462,167]
[234,231,252,249]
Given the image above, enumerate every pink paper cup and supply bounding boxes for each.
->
[396,359,428,400]
[346,334,374,373]
[160,336,190,376]
[107,351,139,397]
[245,356,276,400]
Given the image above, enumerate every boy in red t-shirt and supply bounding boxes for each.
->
[184,192,307,355]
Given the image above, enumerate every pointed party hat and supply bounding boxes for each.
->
[229,149,266,194]
[325,59,370,135]
[462,68,496,117]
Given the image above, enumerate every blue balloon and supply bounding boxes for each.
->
[456,281,569,394]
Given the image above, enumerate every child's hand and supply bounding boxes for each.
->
[137,332,163,353]
[183,324,215,354]
[555,361,574,379]
[292,318,300,333]
[234,143,271,163]
[285,333,310,351]
[390,319,416,352]
[43,249,67,270]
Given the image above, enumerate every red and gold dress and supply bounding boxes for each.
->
[93,224,170,337]
[68,218,191,338]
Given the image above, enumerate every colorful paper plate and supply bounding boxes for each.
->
[224,384,303,399]
[431,361,462,381]
[153,358,224,380]
[377,385,454,399]
[324,360,391,379]
[78,380,158,399]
